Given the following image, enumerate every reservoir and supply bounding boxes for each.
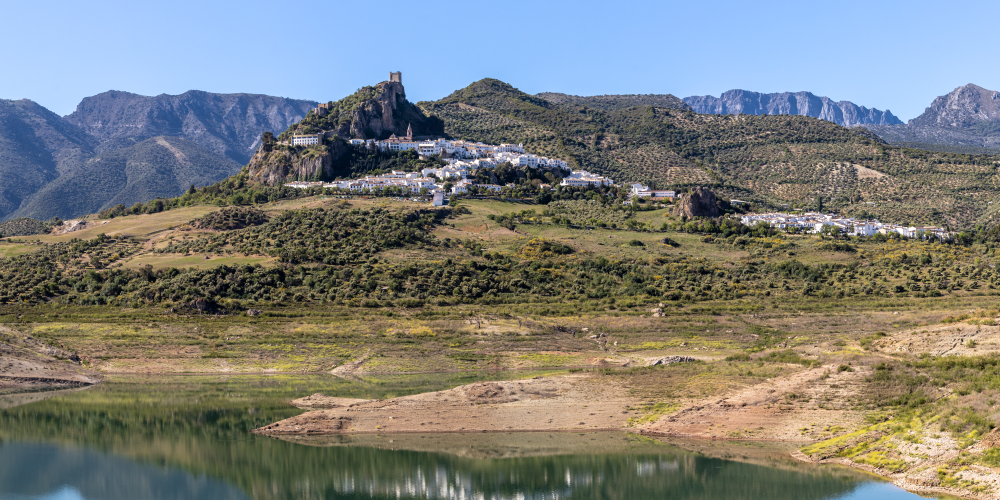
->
[0,374,932,500]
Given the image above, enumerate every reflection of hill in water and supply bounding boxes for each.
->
[0,375,907,500]
[0,442,247,500]
[275,431,664,459]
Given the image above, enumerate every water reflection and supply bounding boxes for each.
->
[0,375,930,500]
[0,442,247,500]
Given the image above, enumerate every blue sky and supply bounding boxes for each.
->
[3,0,998,121]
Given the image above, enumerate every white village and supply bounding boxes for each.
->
[284,124,618,204]
[741,212,952,239]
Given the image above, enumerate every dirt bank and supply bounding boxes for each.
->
[253,374,638,435]
[638,363,869,441]
[0,326,101,394]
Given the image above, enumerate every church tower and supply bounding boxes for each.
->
[406,123,413,140]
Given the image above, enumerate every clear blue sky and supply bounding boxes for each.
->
[3,0,998,122]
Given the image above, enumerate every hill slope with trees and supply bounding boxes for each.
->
[418,79,1000,229]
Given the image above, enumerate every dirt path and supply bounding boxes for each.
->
[253,374,638,435]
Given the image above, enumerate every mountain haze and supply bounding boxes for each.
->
[683,90,902,127]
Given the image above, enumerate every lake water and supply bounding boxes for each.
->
[0,374,935,500]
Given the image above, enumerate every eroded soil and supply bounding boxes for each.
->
[639,364,870,441]
[254,375,638,435]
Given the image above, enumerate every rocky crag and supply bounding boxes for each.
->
[684,90,902,127]
[673,187,719,218]
[248,80,443,186]
[866,84,1000,150]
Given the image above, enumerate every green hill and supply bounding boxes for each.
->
[418,79,1000,229]
[536,92,691,112]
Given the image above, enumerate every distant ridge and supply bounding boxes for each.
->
[0,90,316,222]
[683,90,902,127]
[65,90,317,164]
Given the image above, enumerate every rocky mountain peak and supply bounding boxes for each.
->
[908,84,1000,128]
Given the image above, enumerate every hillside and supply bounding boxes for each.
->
[418,79,1000,228]
[65,90,316,164]
[0,99,95,220]
[683,90,902,127]
[8,175,1000,500]
[247,80,444,185]
[11,136,241,221]
[867,84,1000,151]
[536,92,691,112]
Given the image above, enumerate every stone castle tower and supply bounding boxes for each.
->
[389,71,402,84]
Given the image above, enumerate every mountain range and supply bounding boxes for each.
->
[682,90,902,127]
[0,91,315,222]
[4,78,1000,226]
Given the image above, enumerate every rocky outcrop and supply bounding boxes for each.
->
[65,90,316,164]
[673,187,719,218]
[683,90,902,127]
[246,139,347,186]
[249,80,442,186]
[341,82,434,139]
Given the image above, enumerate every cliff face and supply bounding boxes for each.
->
[65,90,317,164]
[246,140,346,186]
[683,90,902,127]
[865,84,1000,150]
[339,82,434,139]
